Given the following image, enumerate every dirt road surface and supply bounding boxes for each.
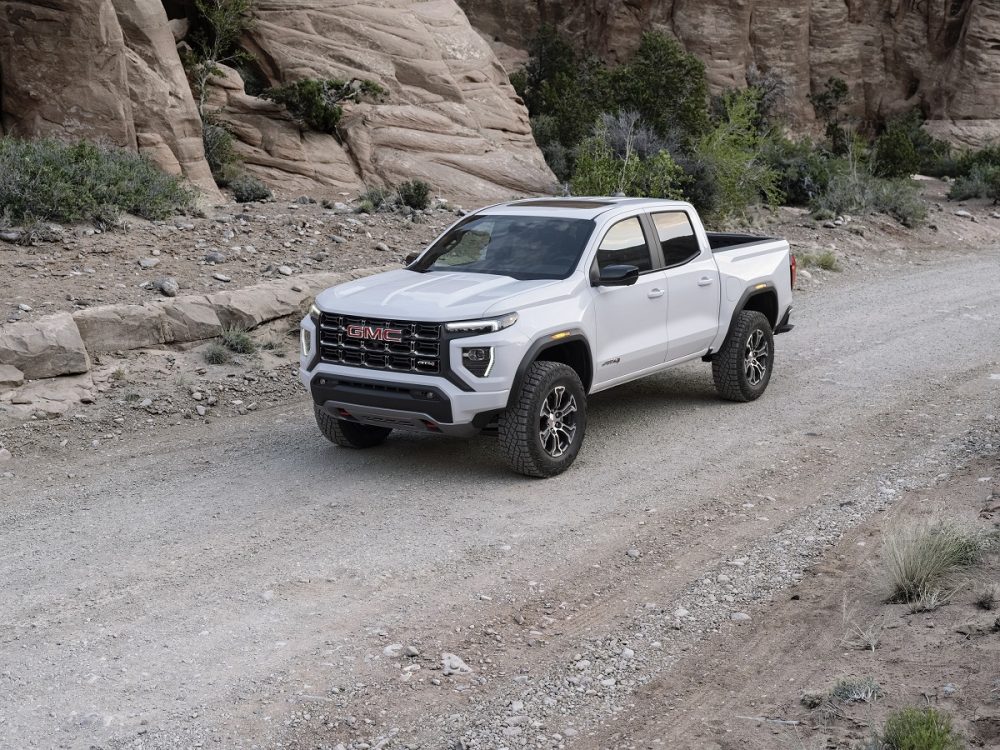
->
[2,248,999,750]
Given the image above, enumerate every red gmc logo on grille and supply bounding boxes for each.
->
[346,324,403,343]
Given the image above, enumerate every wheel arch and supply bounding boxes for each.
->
[508,331,593,408]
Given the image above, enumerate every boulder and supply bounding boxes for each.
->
[1,373,96,418]
[0,314,90,380]
[73,304,167,353]
[0,365,24,389]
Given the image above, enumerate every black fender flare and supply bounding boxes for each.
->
[506,329,592,409]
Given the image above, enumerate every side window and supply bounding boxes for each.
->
[594,217,653,274]
[651,212,701,268]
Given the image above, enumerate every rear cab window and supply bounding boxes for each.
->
[650,211,702,268]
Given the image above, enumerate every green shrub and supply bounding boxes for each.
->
[830,676,883,704]
[948,164,1000,201]
[881,111,953,176]
[229,173,271,202]
[882,520,984,603]
[872,124,920,179]
[397,180,431,210]
[880,708,963,750]
[762,136,833,206]
[955,143,1000,176]
[695,88,781,219]
[799,250,840,272]
[0,137,194,225]
[356,185,395,213]
[262,78,386,134]
[220,325,256,354]
[184,0,257,110]
[202,121,240,185]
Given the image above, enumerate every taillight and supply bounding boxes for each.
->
[790,254,797,287]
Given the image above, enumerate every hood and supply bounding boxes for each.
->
[315,269,562,321]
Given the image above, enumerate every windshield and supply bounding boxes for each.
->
[413,215,595,280]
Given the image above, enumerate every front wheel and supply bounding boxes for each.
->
[712,309,774,402]
[315,406,392,448]
[499,361,587,478]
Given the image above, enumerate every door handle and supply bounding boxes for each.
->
[698,277,714,287]
[648,288,664,299]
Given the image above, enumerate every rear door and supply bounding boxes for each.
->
[590,215,669,387]
[646,210,721,362]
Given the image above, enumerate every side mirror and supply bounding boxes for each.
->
[594,264,640,287]
[404,252,419,266]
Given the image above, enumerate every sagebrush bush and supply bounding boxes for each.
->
[954,143,1000,176]
[811,159,927,227]
[882,520,984,603]
[356,185,395,213]
[397,180,431,210]
[262,78,385,134]
[947,164,1000,202]
[571,119,686,200]
[204,342,233,365]
[229,173,271,202]
[0,138,194,225]
[220,326,256,354]
[880,708,963,750]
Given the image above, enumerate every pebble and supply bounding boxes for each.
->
[626,548,641,559]
[953,209,975,220]
[673,607,690,618]
[0,448,12,463]
[192,392,204,401]
[138,257,160,269]
[331,235,346,244]
[196,406,206,417]
[375,242,391,252]
[620,647,634,659]
[731,612,752,621]
[213,273,232,283]
[943,683,956,696]
[441,652,473,676]
[278,265,293,276]
[204,251,226,264]
[383,643,403,658]
[18,303,32,312]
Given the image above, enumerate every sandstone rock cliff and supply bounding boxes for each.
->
[0,0,555,201]
[458,0,1000,147]
[0,0,220,195]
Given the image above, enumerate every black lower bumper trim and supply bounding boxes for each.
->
[311,376,453,423]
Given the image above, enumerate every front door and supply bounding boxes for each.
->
[590,216,669,387]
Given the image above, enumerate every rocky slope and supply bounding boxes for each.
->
[0,0,554,200]
[459,0,1000,147]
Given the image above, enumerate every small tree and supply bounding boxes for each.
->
[696,88,782,219]
[611,33,710,145]
[184,0,257,114]
[872,125,920,178]
[808,77,850,154]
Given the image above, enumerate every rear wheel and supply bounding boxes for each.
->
[712,310,774,402]
[315,406,392,448]
[499,361,587,478]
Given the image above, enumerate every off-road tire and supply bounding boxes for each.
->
[315,406,392,448]
[499,361,587,478]
[712,309,774,402]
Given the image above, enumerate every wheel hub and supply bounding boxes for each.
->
[538,385,577,458]
[743,329,770,386]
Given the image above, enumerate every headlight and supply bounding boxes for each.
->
[445,312,518,335]
[309,303,321,323]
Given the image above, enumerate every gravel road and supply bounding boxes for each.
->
[1,249,999,750]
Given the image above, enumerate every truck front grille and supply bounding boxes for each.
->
[318,314,443,375]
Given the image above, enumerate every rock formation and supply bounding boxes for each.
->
[458,0,1000,147]
[0,0,555,200]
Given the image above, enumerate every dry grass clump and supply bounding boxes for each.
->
[882,521,984,605]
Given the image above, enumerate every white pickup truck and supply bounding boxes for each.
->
[300,197,794,476]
